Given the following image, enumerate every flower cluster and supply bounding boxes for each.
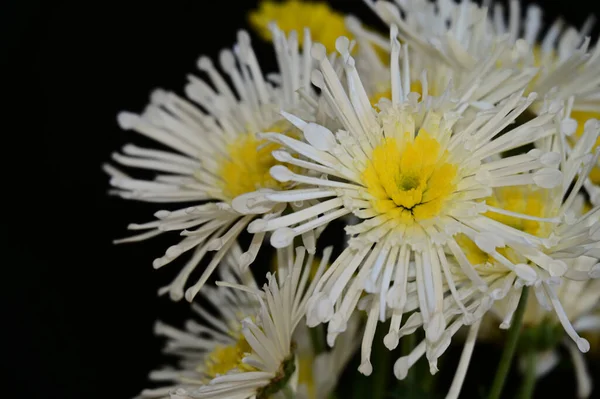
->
[106,1,600,398]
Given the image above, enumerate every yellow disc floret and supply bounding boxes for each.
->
[218,133,286,200]
[202,335,255,380]
[485,186,550,237]
[454,233,520,273]
[217,121,298,201]
[457,186,551,269]
[455,233,492,267]
[249,0,350,53]
[362,131,458,224]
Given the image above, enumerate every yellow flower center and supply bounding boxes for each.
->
[485,187,549,237]
[457,186,551,268]
[249,0,350,54]
[570,110,600,184]
[217,121,296,201]
[362,131,458,224]
[455,233,522,273]
[202,335,255,380]
[455,233,493,266]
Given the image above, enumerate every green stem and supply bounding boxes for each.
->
[372,325,391,399]
[401,333,416,395]
[488,286,530,399]
[309,324,326,355]
[518,349,537,399]
[351,374,370,399]
[281,384,295,399]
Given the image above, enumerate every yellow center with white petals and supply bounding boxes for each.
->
[249,0,350,54]
[362,131,458,224]
[218,134,285,200]
[486,187,550,237]
[457,186,551,268]
[217,121,297,201]
[202,335,255,380]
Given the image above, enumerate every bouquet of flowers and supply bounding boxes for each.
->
[104,1,600,397]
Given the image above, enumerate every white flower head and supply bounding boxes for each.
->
[501,110,600,345]
[246,25,568,375]
[104,26,322,302]
[396,115,600,391]
[346,10,537,109]
[137,245,331,399]
[136,250,259,398]
[367,0,600,210]
[369,0,600,112]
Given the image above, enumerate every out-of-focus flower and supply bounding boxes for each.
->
[346,11,536,108]
[249,0,350,54]
[136,245,331,399]
[104,27,321,302]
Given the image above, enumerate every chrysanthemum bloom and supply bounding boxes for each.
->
[345,11,537,106]
[249,0,351,54]
[137,245,331,399]
[369,0,600,200]
[390,111,600,385]
[464,118,600,348]
[104,27,321,302]
[369,0,599,108]
[244,27,567,375]
[394,204,599,394]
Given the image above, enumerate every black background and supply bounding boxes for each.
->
[4,1,600,398]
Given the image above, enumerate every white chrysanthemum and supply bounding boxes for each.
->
[103,27,322,302]
[391,111,600,385]
[369,0,600,204]
[370,0,600,111]
[242,26,569,375]
[345,12,537,107]
[396,207,599,398]
[486,118,600,350]
[136,248,258,398]
[136,245,331,399]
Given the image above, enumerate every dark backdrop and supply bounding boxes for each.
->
[4,1,600,398]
